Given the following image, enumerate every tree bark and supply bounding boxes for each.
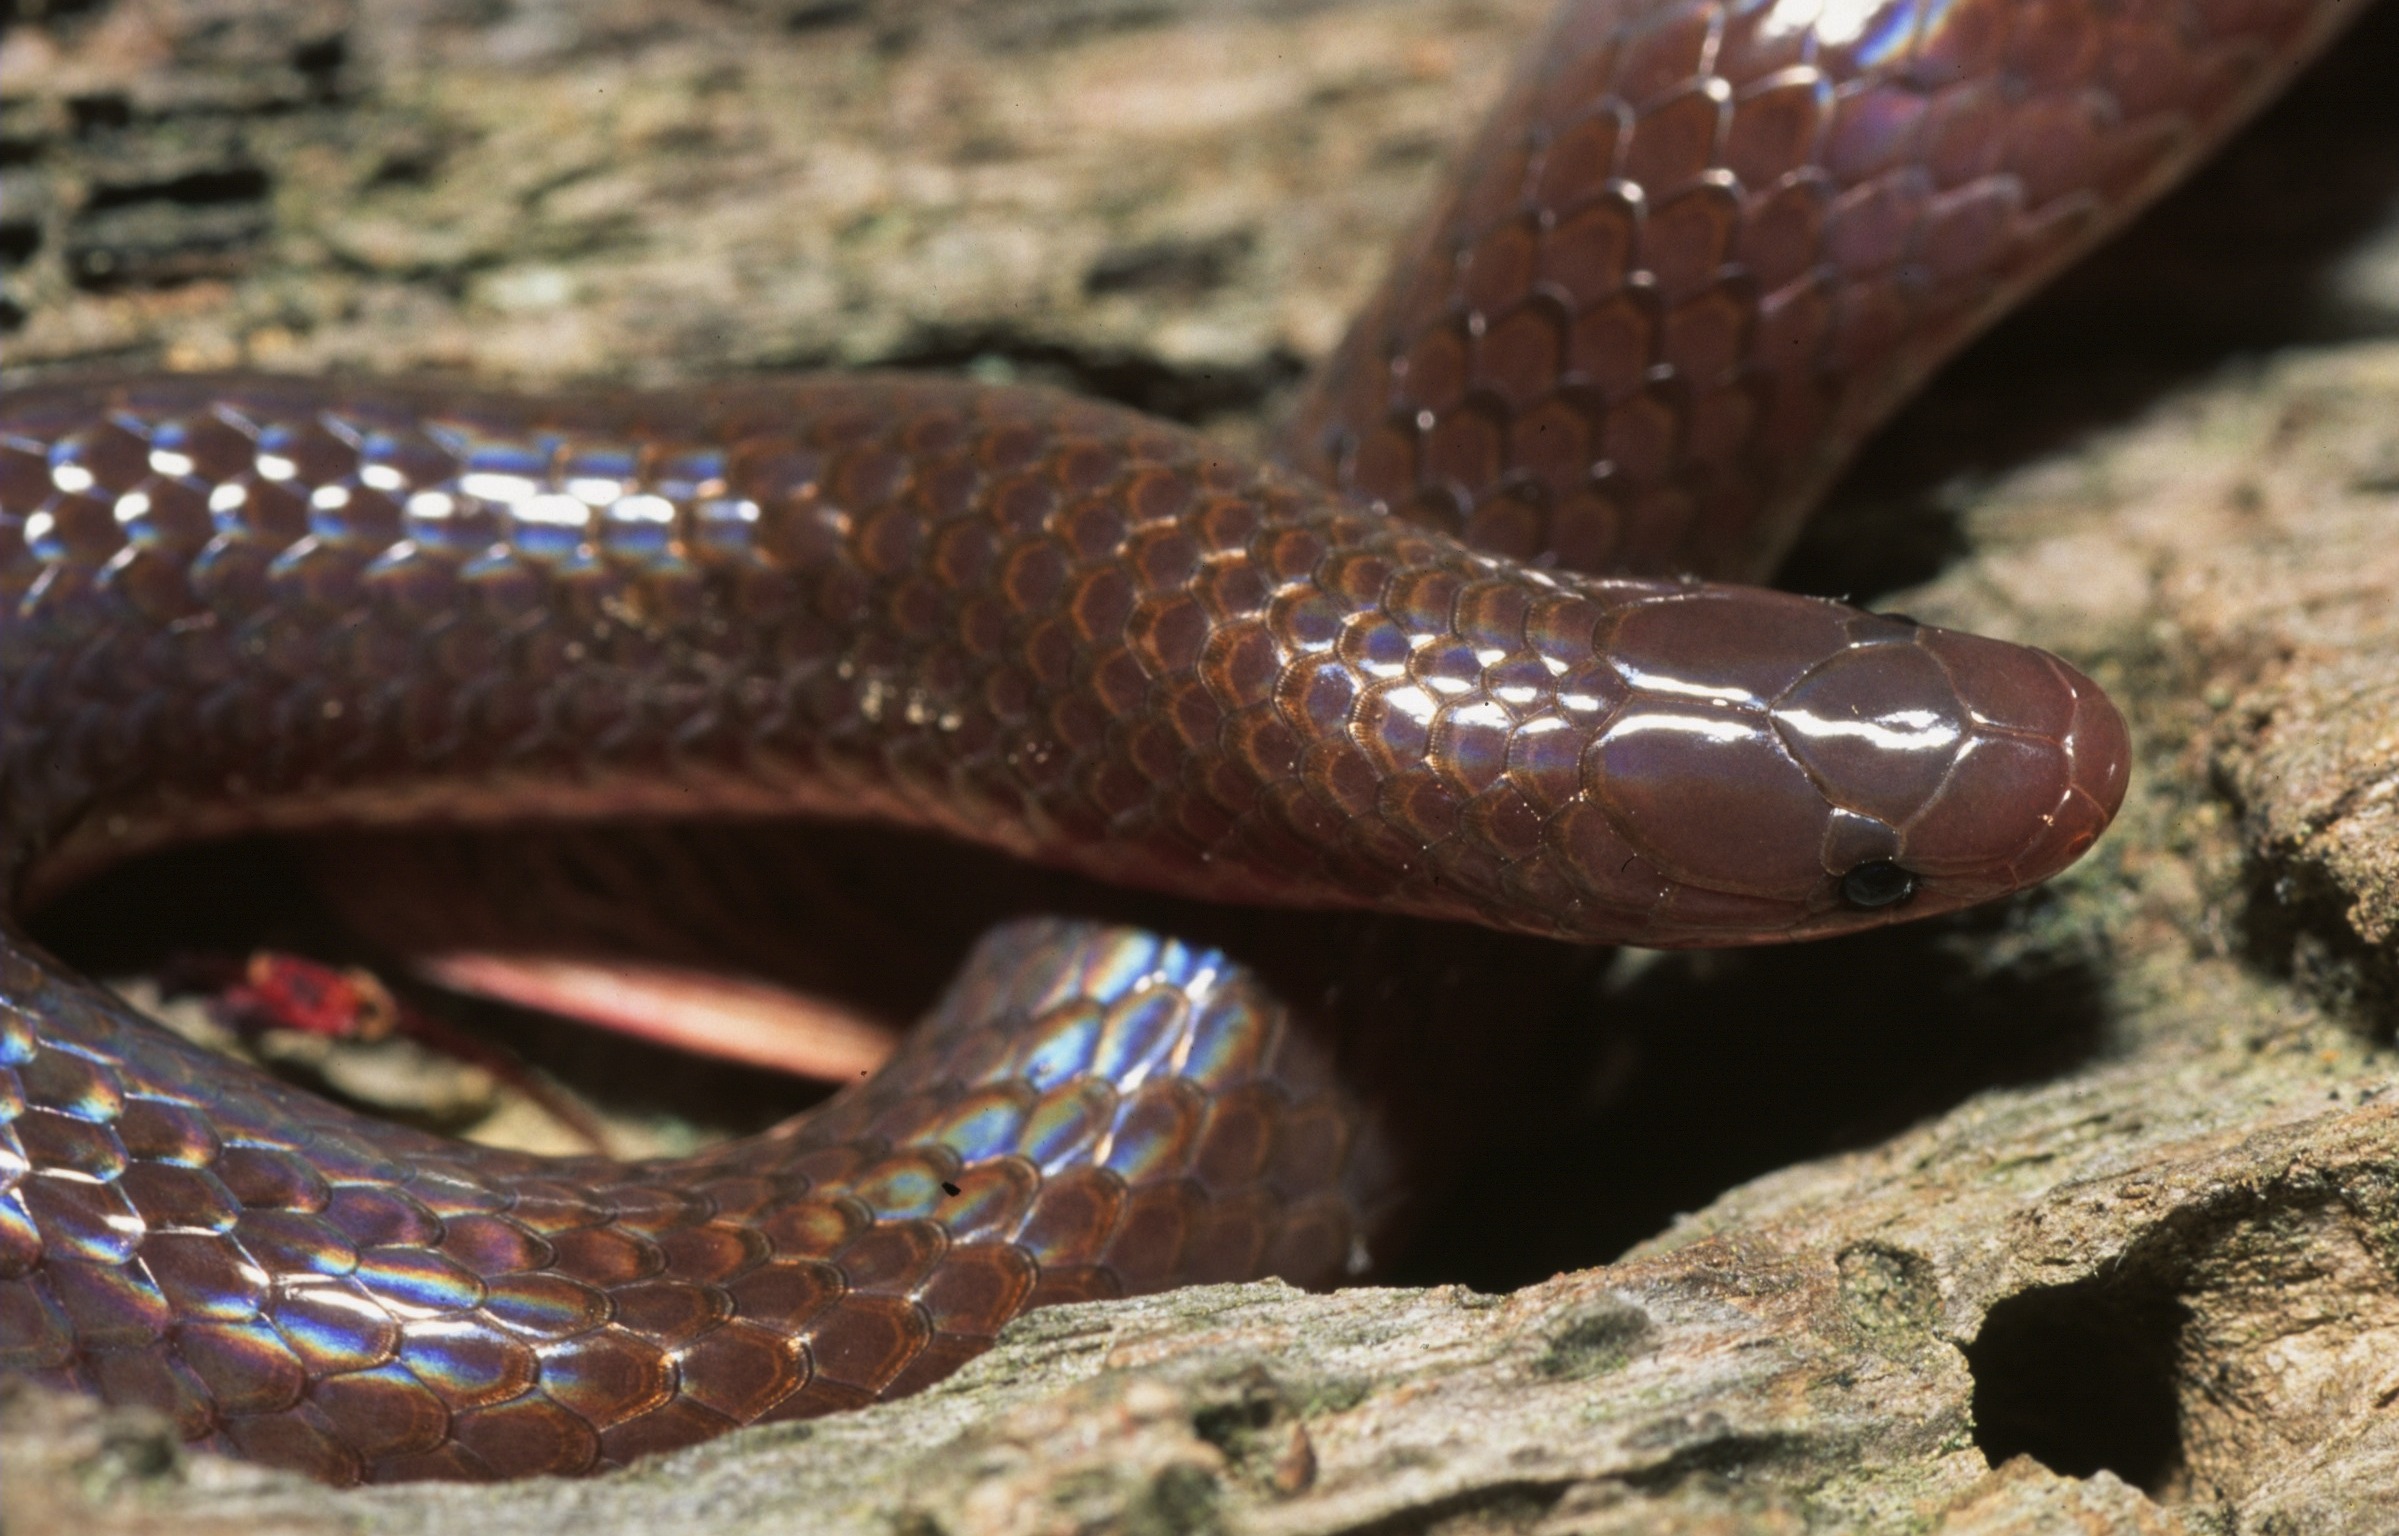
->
[9,0,2399,1530]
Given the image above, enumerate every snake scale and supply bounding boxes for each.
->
[0,0,2354,1483]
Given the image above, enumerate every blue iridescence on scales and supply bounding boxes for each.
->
[27,0,2345,1474]
[0,358,2127,1481]
[0,905,1366,1479]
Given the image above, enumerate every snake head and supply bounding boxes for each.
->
[1534,590,2131,946]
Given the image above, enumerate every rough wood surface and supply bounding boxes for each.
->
[9,0,2399,1531]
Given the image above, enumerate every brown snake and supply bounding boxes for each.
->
[0,0,2357,1484]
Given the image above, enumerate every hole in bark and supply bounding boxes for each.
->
[1084,231,1255,298]
[0,220,42,267]
[776,0,870,29]
[67,92,130,136]
[291,34,347,79]
[1964,1274,2189,1491]
[84,166,272,213]
[2,0,109,23]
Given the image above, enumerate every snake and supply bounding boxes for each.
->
[0,0,2349,1485]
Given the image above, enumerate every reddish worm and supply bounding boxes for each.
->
[0,0,2350,1483]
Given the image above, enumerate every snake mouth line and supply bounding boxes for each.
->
[0,0,2335,1483]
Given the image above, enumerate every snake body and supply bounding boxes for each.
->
[0,0,2348,1484]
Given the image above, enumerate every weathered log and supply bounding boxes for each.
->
[9,0,2399,1529]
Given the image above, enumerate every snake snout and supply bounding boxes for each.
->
[1547,599,2130,945]
[1785,625,2131,936]
[1894,629,2132,900]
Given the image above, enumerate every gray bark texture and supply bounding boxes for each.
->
[9,0,2399,1530]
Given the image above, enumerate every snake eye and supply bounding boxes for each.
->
[1840,860,1918,910]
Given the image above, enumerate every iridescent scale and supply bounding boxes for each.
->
[0,0,2348,1486]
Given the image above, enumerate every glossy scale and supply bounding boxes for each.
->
[0,0,2347,1485]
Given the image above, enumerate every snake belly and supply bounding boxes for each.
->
[0,0,2353,1485]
